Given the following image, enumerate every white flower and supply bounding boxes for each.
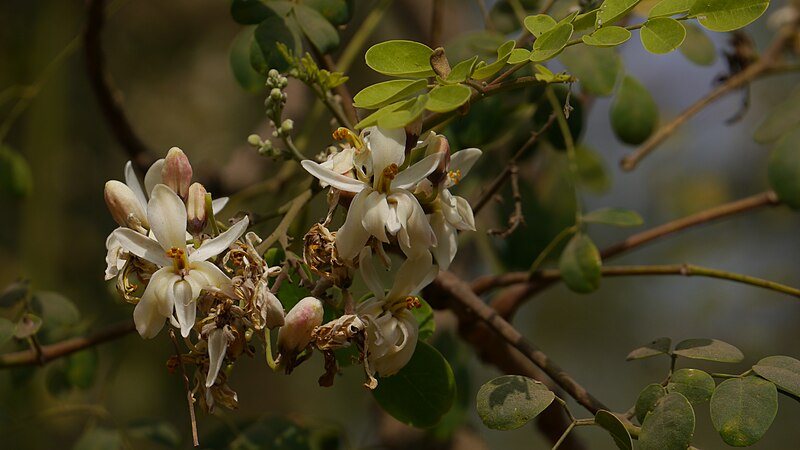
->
[113,184,249,338]
[429,147,481,270]
[301,127,441,260]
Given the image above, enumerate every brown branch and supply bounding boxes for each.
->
[169,329,199,447]
[620,21,799,171]
[0,320,136,369]
[84,0,154,174]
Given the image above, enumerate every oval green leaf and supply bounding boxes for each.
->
[768,128,800,209]
[649,0,693,17]
[752,355,800,397]
[639,392,695,450]
[524,14,557,37]
[597,0,642,27]
[582,208,643,227]
[253,15,301,73]
[559,46,621,96]
[476,375,555,430]
[230,27,266,92]
[574,9,599,30]
[754,86,800,144]
[530,23,574,62]
[365,40,435,78]
[372,341,456,428]
[507,48,531,64]
[294,4,340,54]
[582,26,632,47]
[668,368,715,404]
[711,376,778,446]
[595,410,633,450]
[355,100,408,129]
[640,17,686,54]
[627,337,672,361]
[446,56,479,83]
[472,40,515,80]
[377,95,429,128]
[610,76,659,145]
[558,233,602,293]
[689,0,770,32]
[674,338,744,362]
[426,85,471,113]
[635,383,667,424]
[680,24,717,65]
[353,79,428,109]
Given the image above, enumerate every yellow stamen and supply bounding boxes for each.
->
[447,169,462,185]
[405,296,422,309]
[376,163,399,194]
[332,127,363,150]
[166,247,189,273]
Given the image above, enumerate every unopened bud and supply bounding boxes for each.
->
[247,134,262,147]
[425,135,451,187]
[161,147,193,199]
[187,183,207,235]
[104,180,149,232]
[277,296,323,356]
[270,88,283,101]
[280,119,294,135]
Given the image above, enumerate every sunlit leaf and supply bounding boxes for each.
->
[559,233,602,293]
[524,14,557,37]
[673,338,744,362]
[668,368,715,404]
[372,341,456,428]
[582,26,632,47]
[426,85,471,113]
[639,392,695,450]
[476,375,555,430]
[352,79,428,109]
[582,208,643,227]
[377,95,429,128]
[365,40,435,78]
[472,40,515,80]
[355,100,408,129]
[627,337,671,360]
[597,0,642,27]
[711,376,777,446]
[649,0,692,17]
[689,0,770,32]
[610,75,659,145]
[640,18,686,54]
[752,355,800,397]
[530,23,574,62]
[574,9,599,30]
[507,48,531,64]
[595,410,633,450]
[446,56,479,83]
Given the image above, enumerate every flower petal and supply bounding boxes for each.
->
[366,126,406,174]
[454,195,476,231]
[430,212,457,271]
[301,160,364,193]
[449,148,482,179]
[359,247,385,301]
[148,184,189,251]
[362,191,391,243]
[392,152,442,190]
[336,189,371,261]
[151,268,180,317]
[173,279,196,338]
[394,191,436,257]
[211,197,229,215]
[133,268,176,338]
[206,327,228,387]
[388,251,436,299]
[144,158,165,196]
[190,216,249,262]
[187,260,232,290]
[113,228,172,267]
[125,161,148,211]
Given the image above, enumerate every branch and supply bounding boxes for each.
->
[0,320,136,369]
[430,0,445,49]
[620,21,799,171]
[84,0,155,174]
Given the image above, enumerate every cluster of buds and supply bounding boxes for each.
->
[248,69,296,159]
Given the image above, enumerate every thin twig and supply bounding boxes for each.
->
[168,329,199,447]
[487,164,525,237]
[430,0,445,49]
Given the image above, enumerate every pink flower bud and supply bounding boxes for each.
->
[104,180,148,232]
[187,182,207,235]
[277,296,323,355]
[425,135,451,187]
[161,147,193,199]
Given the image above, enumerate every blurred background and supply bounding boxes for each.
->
[0,0,798,448]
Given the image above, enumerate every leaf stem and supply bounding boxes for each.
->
[529,226,578,273]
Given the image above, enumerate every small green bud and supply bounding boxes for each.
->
[268,69,279,79]
[280,119,294,135]
[270,88,283,101]
[247,134,262,147]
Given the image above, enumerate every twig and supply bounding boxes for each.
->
[0,320,135,369]
[487,164,525,237]
[84,0,154,174]
[168,329,199,447]
[430,0,445,49]
[620,21,799,171]
[256,189,313,253]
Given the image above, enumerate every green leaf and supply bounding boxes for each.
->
[426,85,471,113]
[73,427,123,450]
[0,318,14,345]
[639,392,695,450]
[689,0,770,32]
[674,338,744,362]
[752,355,800,397]
[530,23,574,62]
[711,376,778,446]
[372,341,456,428]
[303,0,353,25]
[231,0,272,24]
[668,368,715,404]
[412,297,436,342]
[595,410,633,450]
[610,75,659,145]
[472,40,515,80]
[524,14,557,37]
[627,337,672,361]
[680,24,717,65]
[558,233,602,293]
[576,145,611,193]
[754,86,800,144]
[353,79,428,109]
[252,15,302,73]
[476,375,555,430]
[294,4,339,54]
[127,420,182,447]
[14,313,42,339]
[0,145,33,199]
[649,0,693,17]
[574,9,599,30]
[559,46,621,96]
[377,95,429,128]
[446,56,479,83]
[768,128,800,209]
[582,208,643,227]
[230,27,267,92]
[365,40,435,78]
[355,100,408,129]
[582,26,632,47]
[209,416,342,450]
[635,384,667,424]
[507,48,531,64]
[640,18,686,54]
[33,291,80,329]
[597,0,642,27]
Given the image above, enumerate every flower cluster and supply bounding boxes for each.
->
[301,126,481,385]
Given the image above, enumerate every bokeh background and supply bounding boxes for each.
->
[1,0,798,448]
